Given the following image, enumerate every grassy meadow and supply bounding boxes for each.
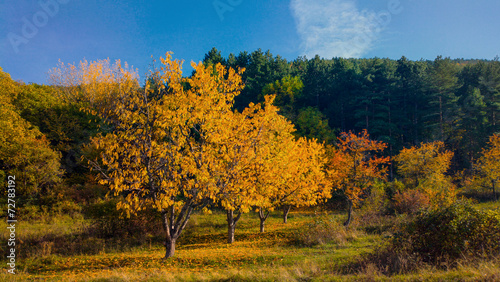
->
[2,202,500,281]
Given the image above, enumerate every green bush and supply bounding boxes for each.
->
[393,201,500,264]
[52,200,82,216]
[19,205,43,221]
[359,181,389,215]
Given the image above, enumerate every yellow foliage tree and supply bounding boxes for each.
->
[475,134,500,200]
[49,58,139,117]
[206,94,322,240]
[240,100,330,232]
[394,141,456,208]
[263,136,330,227]
[205,96,279,243]
[50,53,245,258]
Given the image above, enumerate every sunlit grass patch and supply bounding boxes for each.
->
[475,200,500,212]
[0,213,88,240]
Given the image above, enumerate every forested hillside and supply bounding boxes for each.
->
[203,48,500,172]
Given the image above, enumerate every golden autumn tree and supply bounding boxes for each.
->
[204,92,329,239]
[203,97,272,244]
[208,95,300,241]
[475,134,500,200]
[240,99,330,232]
[239,97,297,231]
[49,58,140,119]
[327,130,389,227]
[280,138,330,222]
[394,141,456,207]
[260,136,330,227]
[249,98,294,230]
[50,53,245,258]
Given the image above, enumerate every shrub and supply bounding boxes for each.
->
[359,181,388,215]
[459,174,498,202]
[393,201,500,265]
[349,239,422,275]
[83,199,163,239]
[353,201,500,275]
[19,205,42,221]
[68,182,108,205]
[52,200,82,216]
[392,189,430,214]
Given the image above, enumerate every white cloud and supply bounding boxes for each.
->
[290,0,384,59]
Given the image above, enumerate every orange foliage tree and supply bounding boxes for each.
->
[327,130,389,227]
[475,134,500,200]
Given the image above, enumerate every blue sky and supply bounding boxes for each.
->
[1,0,499,84]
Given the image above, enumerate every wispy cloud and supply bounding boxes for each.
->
[291,0,383,59]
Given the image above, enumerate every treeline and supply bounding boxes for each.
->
[203,48,500,171]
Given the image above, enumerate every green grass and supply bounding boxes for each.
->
[1,206,499,281]
[475,200,500,212]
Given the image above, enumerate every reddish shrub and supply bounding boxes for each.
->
[393,189,430,214]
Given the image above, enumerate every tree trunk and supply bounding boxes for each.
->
[227,210,235,244]
[469,137,474,166]
[227,209,241,244]
[258,207,270,233]
[259,218,265,233]
[343,199,353,227]
[283,205,291,224]
[316,90,320,108]
[162,207,180,259]
[493,180,498,201]
[164,237,176,259]
[161,203,195,259]
[389,145,394,181]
